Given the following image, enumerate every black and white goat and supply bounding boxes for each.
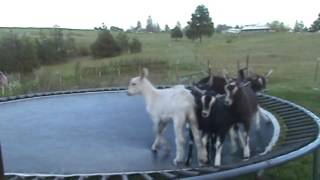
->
[127,68,207,165]
[223,74,260,159]
[191,86,237,166]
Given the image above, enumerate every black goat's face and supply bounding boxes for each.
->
[224,82,238,106]
[200,94,216,118]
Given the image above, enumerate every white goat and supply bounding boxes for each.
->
[127,68,207,165]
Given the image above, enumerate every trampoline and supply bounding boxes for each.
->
[0,87,319,180]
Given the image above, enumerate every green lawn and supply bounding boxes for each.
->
[2,28,320,179]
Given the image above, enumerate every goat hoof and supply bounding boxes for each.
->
[151,144,160,151]
[173,158,184,166]
[199,159,209,167]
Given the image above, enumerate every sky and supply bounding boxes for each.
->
[0,0,319,30]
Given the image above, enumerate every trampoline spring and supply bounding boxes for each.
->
[275,108,299,114]
[159,172,176,179]
[140,173,153,180]
[284,116,312,122]
[285,133,317,141]
[279,111,306,117]
[281,114,307,120]
[286,123,317,131]
[177,170,200,176]
[8,176,19,180]
[196,167,219,173]
[263,106,289,112]
[286,121,315,129]
[283,137,313,145]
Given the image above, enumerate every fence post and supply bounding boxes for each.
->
[314,59,320,83]
[314,148,320,180]
[0,144,4,180]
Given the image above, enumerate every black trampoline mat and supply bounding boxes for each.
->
[0,91,277,174]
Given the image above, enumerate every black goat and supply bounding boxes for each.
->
[196,74,227,94]
[223,77,259,159]
[189,87,237,166]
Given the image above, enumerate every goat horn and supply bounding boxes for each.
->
[207,74,214,87]
[222,69,230,83]
[264,69,273,78]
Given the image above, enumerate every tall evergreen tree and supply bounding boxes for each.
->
[165,24,170,32]
[293,20,305,32]
[136,21,142,31]
[310,13,320,32]
[186,5,214,42]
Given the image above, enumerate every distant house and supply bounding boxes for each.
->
[223,28,241,34]
[241,25,272,32]
[222,25,272,34]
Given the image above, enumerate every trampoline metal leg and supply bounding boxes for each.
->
[0,144,4,180]
[313,148,320,180]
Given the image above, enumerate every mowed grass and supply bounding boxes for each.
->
[2,28,320,179]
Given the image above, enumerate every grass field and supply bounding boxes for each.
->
[1,28,320,179]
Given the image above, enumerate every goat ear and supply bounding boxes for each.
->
[264,69,273,78]
[140,68,149,79]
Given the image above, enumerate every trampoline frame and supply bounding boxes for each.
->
[0,86,319,180]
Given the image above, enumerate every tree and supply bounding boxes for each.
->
[116,32,129,53]
[310,13,320,32]
[90,29,121,58]
[293,20,306,32]
[165,24,170,32]
[176,21,181,29]
[186,5,214,42]
[146,16,154,32]
[267,21,290,32]
[129,38,142,53]
[155,23,161,32]
[171,26,183,40]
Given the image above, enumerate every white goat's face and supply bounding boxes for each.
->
[224,82,238,106]
[127,68,149,96]
[200,95,216,118]
[127,77,144,96]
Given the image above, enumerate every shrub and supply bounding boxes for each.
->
[90,29,121,58]
[116,32,129,53]
[129,38,142,53]
[0,33,39,73]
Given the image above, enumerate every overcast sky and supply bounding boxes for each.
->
[0,0,319,29]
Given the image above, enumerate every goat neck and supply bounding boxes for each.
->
[140,78,159,106]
